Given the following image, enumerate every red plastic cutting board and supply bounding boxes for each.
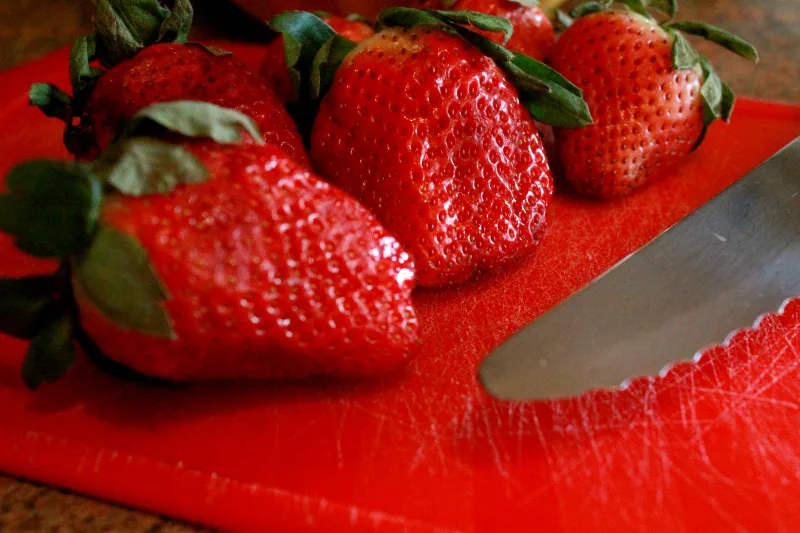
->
[0,43,799,533]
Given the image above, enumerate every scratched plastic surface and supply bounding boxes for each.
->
[0,44,799,533]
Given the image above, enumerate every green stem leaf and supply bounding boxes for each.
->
[269,11,346,102]
[310,36,358,101]
[668,28,700,69]
[93,138,208,196]
[0,161,102,258]
[376,7,445,31]
[157,0,193,43]
[648,0,678,18]
[21,308,76,390]
[698,56,724,126]
[72,224,175,339]
[123,101,265,145]
[433,10,514,44]
[69,35,104,95]
[616,0,650,18]
[666,20,758,62]
[720,80,735,122]
[29,84,73,124]
[346,13,373,25]
[570,1,613,18]
[93,0,171,67]
[555,9,575,30]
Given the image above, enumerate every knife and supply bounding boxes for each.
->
[479,136,800,401]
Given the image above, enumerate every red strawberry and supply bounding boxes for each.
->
[0,103,418,387]
[30,0,309,167]
[261,13,375,102]
[415,0,555,60]
[82,44,310,166]
[549,2,758,199]
[270,9,591,287]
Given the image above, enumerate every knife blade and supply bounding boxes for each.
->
[479,136,800,401]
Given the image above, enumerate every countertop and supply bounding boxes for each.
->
[0,0,797,531]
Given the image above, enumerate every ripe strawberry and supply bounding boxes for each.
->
[549,1,758,199]
[30,0,309,166]
[0,102,418,388]
[261,13,375,102]
[82,44,310,166]
[414,0,555,60]
[270,9,591,287]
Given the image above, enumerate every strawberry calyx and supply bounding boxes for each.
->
[0,102,262,390]
[566,1,758,131]
[269,8,592,132]
[28,0,229,157]
[267,11,360,139]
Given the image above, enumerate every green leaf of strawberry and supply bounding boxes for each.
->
[310,36,359,101]
[0,161,102,258]
[73,224,175,339]
[158,0,194,44]
[122,101,265,145]
[269,11,347,101]
[94,138,208,197]
[29,84,73,124]
[555,9,575,29]
[665,20,759,62]
[570,1,613,18]
[617,0,650,18]
[93,0,193,67]
[21,309,76,390]
[433,10,515,44]
[345,13,373,25]
[69,35,104,95]
[648,0,678,18]
[668,29,699,69]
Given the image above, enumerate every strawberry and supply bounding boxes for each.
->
[414,0,555,60]
[260,12,375,102]
[549,1,758,199]
[0,102,418,388]
[29,0,309,167]
[270,9,591,287]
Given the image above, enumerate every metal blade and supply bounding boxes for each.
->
[479,137,800,401]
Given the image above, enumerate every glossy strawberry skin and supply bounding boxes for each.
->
[549,12,705,199]
[415,0,555,60]
[75,142,418,381]
[261,15,375,102]
[82,44,310,167]
[311,28,553,288]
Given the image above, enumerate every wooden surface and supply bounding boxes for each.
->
[0,0,796,531]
